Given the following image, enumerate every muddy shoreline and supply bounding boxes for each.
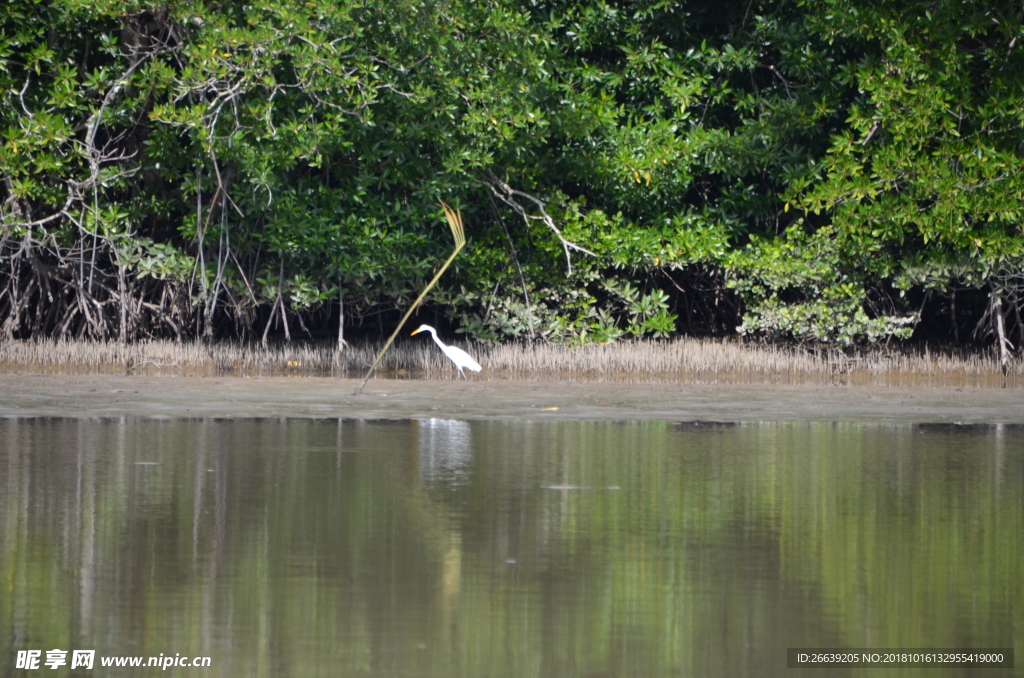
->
[1,374,1022,423]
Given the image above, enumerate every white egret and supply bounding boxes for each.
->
[411,324,482,379]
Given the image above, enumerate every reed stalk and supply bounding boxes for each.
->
[1,336,1020,388]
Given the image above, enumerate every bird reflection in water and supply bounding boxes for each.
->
[416,418,473,487]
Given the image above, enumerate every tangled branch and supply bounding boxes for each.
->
[483,170,595,275]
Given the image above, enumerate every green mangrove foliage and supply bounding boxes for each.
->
[1,0,1023,353]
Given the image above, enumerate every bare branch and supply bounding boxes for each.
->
[483,170,595,275]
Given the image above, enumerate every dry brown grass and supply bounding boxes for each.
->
[1,337,1020,388]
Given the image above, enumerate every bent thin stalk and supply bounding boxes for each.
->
[354,201,466,394]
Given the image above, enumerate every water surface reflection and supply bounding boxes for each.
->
[1,418,1021,677]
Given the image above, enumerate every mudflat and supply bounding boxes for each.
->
[1,374,1022,423]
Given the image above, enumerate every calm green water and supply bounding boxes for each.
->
[2,418,1021,677]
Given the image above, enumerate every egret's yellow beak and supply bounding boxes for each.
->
[410,328,422,335]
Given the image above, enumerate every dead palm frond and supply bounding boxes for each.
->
[354,201,467,394]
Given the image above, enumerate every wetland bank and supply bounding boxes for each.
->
[2,335,1022,421]
[3,335,1022,383]
[1,334,1022,421]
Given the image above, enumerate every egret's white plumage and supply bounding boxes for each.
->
[411,324,482,379]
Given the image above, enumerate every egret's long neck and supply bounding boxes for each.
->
[427,327,446,350]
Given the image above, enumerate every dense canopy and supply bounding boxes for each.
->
[2,0,1023,357]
